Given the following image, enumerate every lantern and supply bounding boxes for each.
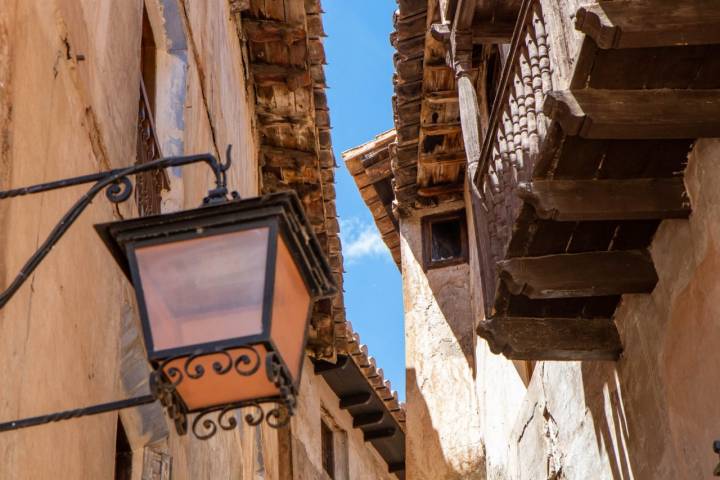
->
[95,191,336,436]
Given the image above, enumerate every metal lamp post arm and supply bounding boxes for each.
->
[0,147,234,310]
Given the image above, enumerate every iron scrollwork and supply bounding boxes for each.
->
[149,346,296,440]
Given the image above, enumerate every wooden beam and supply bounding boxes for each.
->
[364,427,397,442]
[422,121,461,135]
[425,90,459,105]
[339,392,372,409]
[544,89,720,139]
[472,21,515,44]
[477,316,622,361]
[576,1,720,49]
[417,183,465,197]
[251,63,311,90]
[352,412,385,429]
[314,356,349,374]
[517,178,690,221]
[498,250,658,299]
[243,18,305,44]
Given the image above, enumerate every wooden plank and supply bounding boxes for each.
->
[251,63,311,90]
[417,183,464,197]
[476,316,622,361]
[517,177,690,221]
[243,18,305,44]
[576,1,720,50]
[499,250,658,299]
[544,89,720,139]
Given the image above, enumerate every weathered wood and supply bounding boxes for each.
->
[576,1,720,50]
[544,89,720,139]
[425,90,459,105]
[417,183,464,197]
[339,392,372,409]
[517,177,690,221]
[243,18,305,44]
[251,63,311,90]
[419,151,467,165]
[476,316,622,361]
[422,121,461,135]
[353,412,385,429]
[472,21,515,44]
[456,73,482,179]
[499,250,658,299]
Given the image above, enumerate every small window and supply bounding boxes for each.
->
[422,210,468,269]
[114,419,132,480]
[321,420,335,479]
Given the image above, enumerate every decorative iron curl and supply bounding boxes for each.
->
[105,177,133,203]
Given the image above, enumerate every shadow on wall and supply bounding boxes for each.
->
[580,362,638,480]
[407,368,485,480]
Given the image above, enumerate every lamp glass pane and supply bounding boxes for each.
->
[270,235,312,381]
[134,227,269,352]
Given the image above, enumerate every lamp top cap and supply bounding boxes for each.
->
[94,190,337,301]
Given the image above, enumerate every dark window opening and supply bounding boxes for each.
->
[136,7,168,217]
[422,134,444,154]
[321,420,335,479]
[114,419,132,480]
[422,210,469,269]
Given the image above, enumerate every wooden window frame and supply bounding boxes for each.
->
[321,419,335,479]
[422,209,469,270]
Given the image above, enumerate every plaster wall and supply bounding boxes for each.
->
[480,139,720,479]
[0,1,258,478]
[400,203,485,479]
[290,357,395,480]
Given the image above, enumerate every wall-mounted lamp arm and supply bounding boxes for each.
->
[0,147,234,310]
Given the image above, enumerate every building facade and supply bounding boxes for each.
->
[0,1,404,479]
[346,0,720,478]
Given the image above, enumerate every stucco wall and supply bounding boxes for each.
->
[290,357,395,480]
[0,1,257,478]
[400,202,485,479]
[480,139,720,479]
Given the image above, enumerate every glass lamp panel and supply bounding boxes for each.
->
[134,227,270,353]
[164,346,279,411]
[270,235,312,382]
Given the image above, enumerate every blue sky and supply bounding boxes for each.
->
[323,1,406,400]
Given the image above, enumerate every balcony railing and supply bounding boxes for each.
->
[474,0,579,312]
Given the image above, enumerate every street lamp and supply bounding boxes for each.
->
[0,148,336,439]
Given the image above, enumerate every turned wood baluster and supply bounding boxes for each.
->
[509,78,524,172]
[521,33,538,161]
[527,26,547,141]
[533,4,552,94]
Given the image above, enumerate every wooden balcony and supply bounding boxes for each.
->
[474,0,720,360]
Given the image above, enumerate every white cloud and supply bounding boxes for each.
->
[340,218,390,263]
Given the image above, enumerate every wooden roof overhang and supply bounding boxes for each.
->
[390,0,521,214]
[315,322,406,479]
[342,131,401,267]
[237,0,346,360]
[473,0,720,360]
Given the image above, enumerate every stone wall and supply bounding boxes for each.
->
[400,202,485,479]
[476,139,720,479]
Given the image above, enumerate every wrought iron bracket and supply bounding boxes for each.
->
[0,347,295,439]
[0,146,237,311]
